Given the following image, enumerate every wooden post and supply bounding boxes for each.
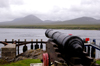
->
[36,39,38,44]
[31,39,33,49]
[18,39,20,55]
[35,39,39,49]
[12,39,14,44]
[23,39,27,52]
[5,39,7,42]
[40,39,43,49]
[5,39,7,46]
[25,39,26,46]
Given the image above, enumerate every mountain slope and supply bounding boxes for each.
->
[53,17,100,25]
[0,16,100,25]
[0,15,43,25]
[13,15,43,23]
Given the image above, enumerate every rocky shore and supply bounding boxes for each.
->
[2,49,46,62]
[15,49,45,61]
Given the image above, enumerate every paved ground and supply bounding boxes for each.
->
[30,63,43,66]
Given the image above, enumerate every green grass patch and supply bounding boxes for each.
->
[96,60,100,65]
[0,59,42,66]
[0,59,100,66]
[0,59,9,64]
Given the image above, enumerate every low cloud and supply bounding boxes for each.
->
[0,0,100,22]
[0,0,9,8]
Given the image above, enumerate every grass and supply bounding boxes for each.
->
[0,59,100,66]
[0,59,42,66]
[96,60,100,65]
[0,24,100,30]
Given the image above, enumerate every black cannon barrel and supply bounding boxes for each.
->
[45,29,84,56]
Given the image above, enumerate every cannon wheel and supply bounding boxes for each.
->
[43,53,49,66]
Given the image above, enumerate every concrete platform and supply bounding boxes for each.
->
[30,63,43,66]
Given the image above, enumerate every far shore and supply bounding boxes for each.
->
[0,24,100,30]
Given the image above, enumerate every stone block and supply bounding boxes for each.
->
[30,63,43,66]
[1,44,16,59]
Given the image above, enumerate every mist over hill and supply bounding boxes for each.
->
[0,15,100,26]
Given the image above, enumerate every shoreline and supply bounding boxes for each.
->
[0,27,100,30]
[0,24,100,30]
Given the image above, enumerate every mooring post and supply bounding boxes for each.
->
[18,39,20,55]
[35,39,39,49]
[40,39,43,49]
[23,39,27,52]
[31,39,33,49]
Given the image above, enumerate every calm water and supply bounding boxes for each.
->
[0,28,100,59]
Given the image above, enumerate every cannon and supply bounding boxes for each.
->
[45,29,84,57]
[43,29,99,66]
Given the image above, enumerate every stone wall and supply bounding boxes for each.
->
[1,44,16,60]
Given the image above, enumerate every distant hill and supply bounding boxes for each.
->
[12,15,43,23]
[53,17,100,25]
[0,15,100,26]
[0,15,43,25]
[44,20,54,23]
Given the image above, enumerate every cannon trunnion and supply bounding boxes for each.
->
[44,29,99,66]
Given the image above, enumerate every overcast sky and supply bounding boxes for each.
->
[0,0,100,22]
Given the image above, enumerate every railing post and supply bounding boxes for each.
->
[25,39,26,46]
[87,46,90,56]
[91,39,96,58]
[5,39,7,42]
[12,39,14,44]
[18,39,20,55]
[40,39,43,49]
[31,39,33,49]
[5,39,7,46]
[23,39,27,52]
[35,39,39,49]
[89,46,92,57]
